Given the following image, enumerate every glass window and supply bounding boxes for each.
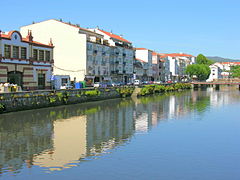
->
[21,47,27,59]
[33,49,38,60]
[4,45,11,58]
[13,46,19,58]
[61,78,68,86]
[39,50,44,61]
[45,51,50,61]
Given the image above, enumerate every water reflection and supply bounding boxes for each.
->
[0,88,240,175]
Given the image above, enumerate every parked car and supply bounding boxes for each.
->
[154,81,163,84]
[60,84,73,89]
[166,80,173,84]
[134,79,141,85]
[94,82,100,88]
[112,82,123,86]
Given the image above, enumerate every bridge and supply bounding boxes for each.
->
[191,80,240,90]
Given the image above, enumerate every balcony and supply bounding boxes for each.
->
[103,40,109,46]
[123,62,127,65]
[115,61,119,64]
[102,52,106,56]
[123,53,126,57]
[93,50,98,54]
[115,52,120,56]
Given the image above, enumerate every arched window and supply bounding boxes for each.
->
[7,71,23,87]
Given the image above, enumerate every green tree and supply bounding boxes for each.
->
[196,54,214,65]
[186,64,210,81]
[230,65,240,78]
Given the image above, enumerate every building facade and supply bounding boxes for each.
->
[91,29,134,83]
[135,48,153,81]
[160,53,195,82]
[207,62,240,82]
[0,30,53,90]
[21,19,113,85]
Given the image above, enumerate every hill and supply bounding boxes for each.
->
[207,56,240,62]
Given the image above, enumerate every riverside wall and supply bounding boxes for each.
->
[0,88,124,113]
[0,83,191,114]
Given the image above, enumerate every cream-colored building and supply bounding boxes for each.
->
[0,30,53,90]
[20,19,111,84]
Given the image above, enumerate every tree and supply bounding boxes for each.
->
[230,65,240,78]
[196,54,214,65]
[186,64,210,81]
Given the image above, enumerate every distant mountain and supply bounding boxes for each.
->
[207,56,240,62]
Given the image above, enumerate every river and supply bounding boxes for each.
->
[0,88,240,180]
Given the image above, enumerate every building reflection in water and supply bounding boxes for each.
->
[0,88,240,174]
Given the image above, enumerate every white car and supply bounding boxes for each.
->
[134,80,141,85]
[94,82,100,88]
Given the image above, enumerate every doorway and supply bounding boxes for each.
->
[38,73,46,89]
[7,71,23,87]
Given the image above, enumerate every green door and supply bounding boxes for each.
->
[38,73,45,89]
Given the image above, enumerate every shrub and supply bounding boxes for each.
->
[85,90,100,96]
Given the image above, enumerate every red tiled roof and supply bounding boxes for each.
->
[160,53,193,58]
[135,48,148,50]
[220,62,240,65]
[98,29,131,43]
[0,31,53,48]
[135,58,147,63]
[135,47,153,52]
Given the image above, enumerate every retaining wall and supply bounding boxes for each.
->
[0,88,122,113]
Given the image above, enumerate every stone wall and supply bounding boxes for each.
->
[0,88,122,113]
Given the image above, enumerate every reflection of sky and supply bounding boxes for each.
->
[1,89,240,177]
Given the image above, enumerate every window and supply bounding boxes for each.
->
[39,50,44,61]
[21,47,27,59]
[38,73,45,89]
[61,78,68,86]
[33,49,38,60]
[45,51,50,61]
[4,45,11,58]
[13,46,19,58]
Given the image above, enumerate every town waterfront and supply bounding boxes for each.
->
[0,88,240,180]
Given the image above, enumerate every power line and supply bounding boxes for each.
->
[53,65,85,72]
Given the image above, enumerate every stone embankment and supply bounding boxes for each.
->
[0,87,134,113]
[0,83,191,114]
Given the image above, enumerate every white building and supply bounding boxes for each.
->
[0,30,53,90]
[135,48,153,81]
[207,62,240,82]
[20,19,112,85]
[160,53,195,82]
[90,28,134,83]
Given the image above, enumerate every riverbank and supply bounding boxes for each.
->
[137,83,192,96]
[0,83,191,114]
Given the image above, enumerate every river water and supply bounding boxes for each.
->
[0,88,240,180]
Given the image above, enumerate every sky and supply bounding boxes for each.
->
[1,0,239,59]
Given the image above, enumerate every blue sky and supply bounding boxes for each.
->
[1,0,239,59]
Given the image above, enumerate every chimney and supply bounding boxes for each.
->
[49,38,53,46]
[26,30,33,42]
